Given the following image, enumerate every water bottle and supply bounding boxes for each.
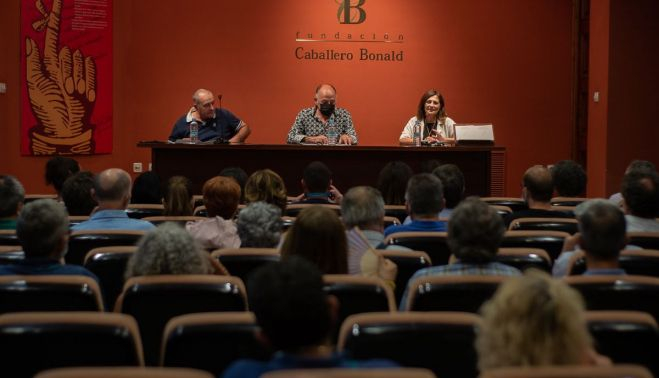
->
[189,121,199,144]
[413,121,421,146]
[327,120,338,145]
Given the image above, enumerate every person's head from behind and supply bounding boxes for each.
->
[577,199,626,262]
[406,173,444,218]
[61,171,97,216]
[550,160,587,197]
[0,175,25,219]
[17,199,69,260]
[220,167,248,203]
[125,222,210,278]
[433,164,465,209]
[625,160,655,175]
[203,176,240,219]
[192,88,216,121]
[93,168,132,209]
[249,257,335,353]
[621,170,659,218]
[45,156,80,195]
[341,186,385,231]
[417,89,446,121]
[448,197,505,264]
[244,169,287,213]
[522,165,554,204]
[131,171,162,204]
[237,201,283,248]
[302,161,332,194]
[377,161,413,205]
[476,270,593,369]
[163,176,193,216]
[281,206,347,274]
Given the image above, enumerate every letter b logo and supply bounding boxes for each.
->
[337,0,366,24]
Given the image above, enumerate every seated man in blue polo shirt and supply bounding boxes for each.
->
[384,173,447,237]
[169,88,251,143]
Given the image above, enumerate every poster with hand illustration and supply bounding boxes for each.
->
[21,0,112,155]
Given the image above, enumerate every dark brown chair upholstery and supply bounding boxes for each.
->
[83,246,136,309]
[385,232,451,266]
[489,205,513,218]
[500,230,571,260]
[161,312,271,375]
[384,205,408,223]
[0,275,103,313]
[480,365,652,378]
[35,367,214,378]
[550,196,588,206]
[627,232,659,250]
[481,197,528,212]
[126,204,165,219]
[378,250,432,303]
[495,248,552,272]
[262,368,436,378]
[567,249,659,277]
[404,275,510,312]
[0,312,143,378]
[284,203,341,217]
[0,245,24,264]
[0,229,20,246]
[67,230,145,265]
[508,217,579,234]
[338,312,480,378]
[210,248,280,283]
[142,216,206,226]
[115,275,248,366]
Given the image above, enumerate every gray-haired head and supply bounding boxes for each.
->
[237,201,283,248]
[448,196,505,263]
[341,186,385,229]
[125,222,210,278]
[0,175,25,218]
[17,199,69,259]
[577,199,626,260]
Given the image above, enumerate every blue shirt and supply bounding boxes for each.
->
[71,209,155,231]
[583,268,626,276]
[222,352,398,378]
[169,108,242,142]
[384,220,447,237]
[0,258,100,283]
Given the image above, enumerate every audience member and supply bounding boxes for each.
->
[551,160,587,197]
[125,222,212,278]
[0,199,98,281]
[281,206,348,274]
[72,168,155,231]
[578,200,627,275]
[420,159,442,174]
[220,166,248,203]
[399,197,520,309]
[61,171,97,216]
[292,161,342,204]
[376,161,413,205]
[222,257,396,378]
[163,176,193,216]
[621,170,659,231]
[45,156,80,199]
[504,165,572,227]
[402,163,465,223]
[383,173,447,237]
[186,176,241,249]
[237,201,283,248]
[244,169,288,213]
[609,160,656,206]
[130,171,162,204]
[476,270,610,369]
[0,175,25,230]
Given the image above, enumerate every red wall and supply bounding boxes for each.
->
[1,0,575,195]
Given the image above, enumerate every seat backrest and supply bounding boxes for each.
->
[496,247,552,272]
[480,364,653,378]
[0,245,24,264]
[378,250,432,303]
[550,196,588,206]
[628,232,659,250]
[501,230,571,260]
[36,367,214,378]
[567,249,659,277]
[481,197,528,212]
[262,368,437,378]
[67,230,145,265]
[161,312,271,375]
[116,275,248,366]
[586,311,659,376]
[385,232,451,266]
[281,216,295,231]
[384,205,408,223]
[210,248,280,283]
[193,205,208,217]
[284,203,341,217]
[126,204,165,219]
[68,215,90,228]
[83,246,137,309]
[0,229,20,246]
[338,311,480,378]
[489,205,513,218]
[508,217,579,234]
[0,275,103,313]
[142,216,206,226]
[383,216,401,228]
[405,275,509,312]
[0,312,143,378]
[564,275,659,322]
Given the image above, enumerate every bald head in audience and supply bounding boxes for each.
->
[93,168,133,210]
[523,165,554,207]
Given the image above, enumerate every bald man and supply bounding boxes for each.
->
[504,165,573,227]
[286,84,358,145]
[71,168,155,231]
[169,88,250,143]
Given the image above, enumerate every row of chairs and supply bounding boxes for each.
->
[1,309,655,377]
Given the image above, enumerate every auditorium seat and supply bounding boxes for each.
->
[262,368,436,378]
[508,217,579,234]
[193,205,208,217]
[0,229,20,246]
[403,275,509,312]
[489,205,513,218]
[83,246,136,308]
[0,275,104,313]
[495,247,552,272]
[0,312,144,378]
[24,194,57,203]
[68,215,90,228]
[161,312,271,375]
[627,232,659,250]
[384,231,451,266]
[500,230,571,260]
[142,216,206,226]
[281,216,295,231]
[210,248,280,283]
[115,275,248,366]
[567,249,659,277]
[586,311,659,376]
[550,196,588,206]
[35,367,214,378]
[126,204,165,219]
[481,197,528,212]
[384,205,408,223]
[337,311,480,378]
[378,250,432,303]
[67,230,145,265]
[0,245,24,264]
[284,203,341,217]
[383,215,401,228]
[479,364,652,378]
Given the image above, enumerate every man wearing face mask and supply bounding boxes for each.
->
[286,84,358,145]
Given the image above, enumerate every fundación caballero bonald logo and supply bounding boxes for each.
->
[337,0,366,24]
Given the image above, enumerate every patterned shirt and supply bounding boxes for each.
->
[286,107,358,144]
